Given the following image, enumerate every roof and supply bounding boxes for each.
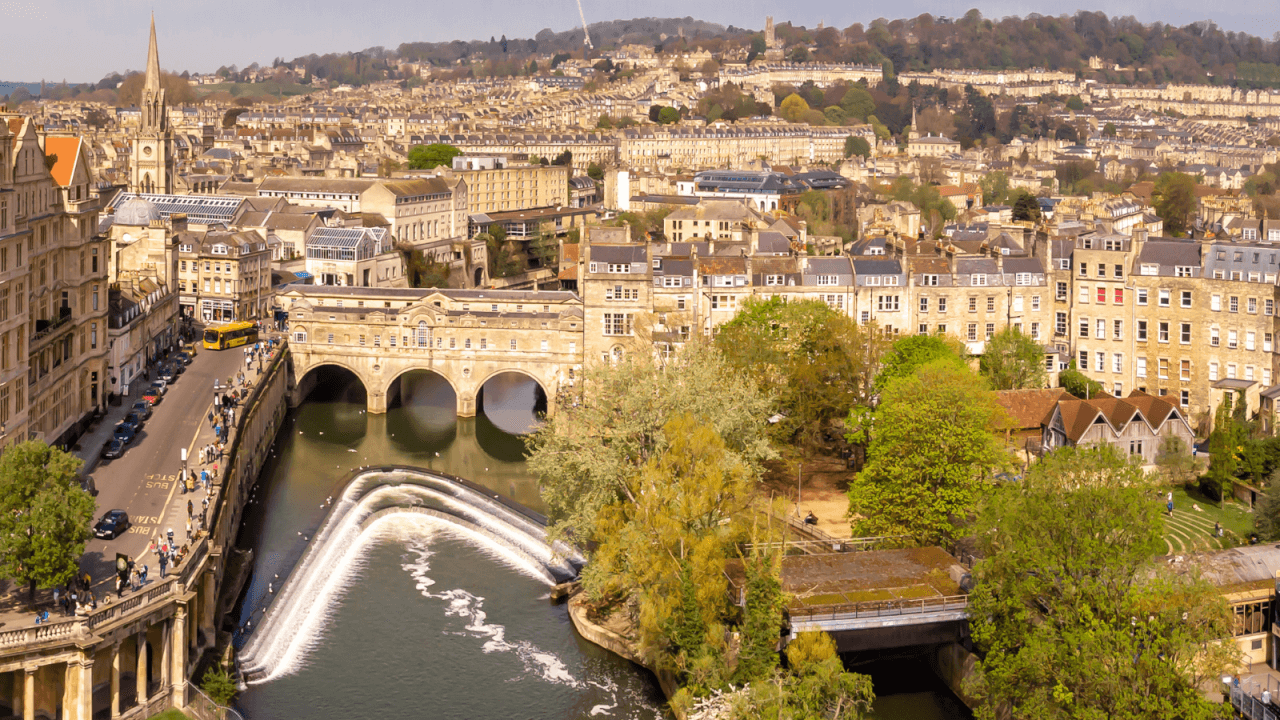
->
[43,136,81,187]
[1055,390,1184,444]
[1003,257,1045,274]
[995,388,1071,430]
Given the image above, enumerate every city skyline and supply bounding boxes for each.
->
[4,0,1279,83]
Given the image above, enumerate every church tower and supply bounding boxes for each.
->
[130,15,174,195]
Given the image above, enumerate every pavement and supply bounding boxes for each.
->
[0,332,283,630]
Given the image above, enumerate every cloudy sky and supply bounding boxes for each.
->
[5,0,1279,82]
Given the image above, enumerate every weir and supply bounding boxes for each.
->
[237,466,584,683]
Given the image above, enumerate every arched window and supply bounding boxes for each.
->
[416,321,430,347]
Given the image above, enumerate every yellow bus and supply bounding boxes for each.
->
[203,321,258,350]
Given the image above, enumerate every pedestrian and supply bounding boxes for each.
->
[158,553,168,578]
[201,469,209,489]
[167,527,174,546]
[54,587,60,608]
[82,572,91,591]
[208,409,214,425]
[188,499,194,518]
[186,518,192,542]
[1264,689,1271,706]
[140,564,148,585]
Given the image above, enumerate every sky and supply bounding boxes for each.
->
[5,0,1280,82]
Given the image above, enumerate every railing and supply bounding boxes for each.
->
[789,594,970,622]
[743,535,914,556]
[1232,686,1280,720]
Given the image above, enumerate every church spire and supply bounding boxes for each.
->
[145,13,161,93]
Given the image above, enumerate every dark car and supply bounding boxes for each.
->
[102,438,125,460]
[169,360,185,375]
[124,411,145,429]
[158,366,176,382]
[113,423,137,445]
[176,351,192,366]
[93,510,130,539]
[131,400,153,420]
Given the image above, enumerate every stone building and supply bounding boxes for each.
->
[129,17,174,195]
[176,230,271,323]
[438,156,569,216]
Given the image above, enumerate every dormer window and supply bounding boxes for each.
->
[1140,264,1158,276]
[971,274,987,286]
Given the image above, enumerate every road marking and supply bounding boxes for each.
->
[150,397,217,543]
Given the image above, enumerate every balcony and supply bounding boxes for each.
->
[31,307,72,343]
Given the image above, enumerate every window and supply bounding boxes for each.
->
[1180,390,1189,407]
[1159,289,1170,307]
[603,313,633,336]
[1267,333,1274,353]
[1229,330,1238,349]
[920,274,939,286]
[1247,366,1256,381]
[919,297,930,313]
[1249,297,1258,314]
[1079,286,1090,303]
[1158,322,1169,343]
[1210,327,1221,346]
[969,297,978,312]
[1180,323,1191,344]
[1096,319,1105,339]
[1159,358,1169,379]
[1136,289,1148,305]
[971,274,987,286]
[1013,296,1023,312]
[1056,281,1068,301]
[1079,263,1088,277]
[449,338,456,349]
[1113,319,1123,340]
[1269,299,1276,316]
[1016,273,1033,285]
[327,334,334,344]
[1114,288,1124,304]
[986,323,995,340]
[1031,322,1040,340]
[815,275,839,286]
[1079,318,1089,338]
[541,340,549,352]
[1113,353,1123,373]
[1097,287,1107,304]
[1228,363,1238,379]
[986,296,995,313]
[1097,263,1106,278]
[1129,441,1144,456]
[1181,291,1192,308]
[877,295,900,311]
[937,298,947,313]
[1078,350,1088,370]
[1211,294,1221,311]
[1137,320,1148,341]
[1248,331,1257,351]
[1114,264,1123,279]
[1096,351,1105,372]
[919,323,929,334]
[968,323,978,341]
[510,339,518,350]
[1230,296,1239,313]
[1180,359,1191,381]
[1137,357,1147,378]
[1056,312,1067,336]
[1175,266,1194,278]
[1031,296,1040,311]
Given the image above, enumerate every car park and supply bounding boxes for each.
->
[93,510,130,539]
[102,438,125,460]
[131,400,153,420]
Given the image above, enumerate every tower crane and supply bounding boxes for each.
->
[575,0,593,50]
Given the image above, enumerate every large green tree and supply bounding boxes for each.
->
[874,333,967,392]
[716,298,890,447]
[0,442,95,603]
[1255,468,1280,540]
[966,445,1238,720]
[407,142,461,170]
[979,327,1046,390]
[527,342,775,545]
[1152,171,1198,237]
[849,360,1008,544]
[728,631,875,720]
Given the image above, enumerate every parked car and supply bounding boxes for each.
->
[131,400,153,420]
[158,366,176,382]
[176,351,192,366]
[102,438,125,460]
[113,423,137,445]
[148,380,167,396]
[170,360,185,375]
[124,411,145,430]
[93,510,130,539]
[142,392,160,406]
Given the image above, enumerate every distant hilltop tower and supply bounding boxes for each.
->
[765,16,776,48]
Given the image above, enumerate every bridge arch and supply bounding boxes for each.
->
[294,360,370,404]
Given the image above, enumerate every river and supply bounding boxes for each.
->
[231,367,971,719]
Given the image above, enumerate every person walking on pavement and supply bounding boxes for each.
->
[186,518,192,542]
[188,499,194,518]
[1166,491,1174,516]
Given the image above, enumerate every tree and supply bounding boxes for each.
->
[529,232,558,269]
[586,162,604,181]
[0,442,94,603]
[657,107,680,125]
[1152,171,1198,237]
[1065,94,1085,111]
[979,171,1010,206]
[728,631,875,720]
[1058,366,1105,399]
[482,229,520,280]
[201,665,238,705]
[966,444,1238,720]
[716,298,890,447]
[595,114,613,129]
[403,248,451,288]
[844,135,871,158]
[1155,436,1199,488]
[1103,121,1118,137]
[1010,191,1042,222]
[779,93,810,123]
[527,342,775,545]
[407,143,461,170]
[848,360,1008,544]
[839,85,876,121]
[1206,400,1245,503]
[1255,468,1280,541]
[875,334,967,392]
[979,327,1046,390]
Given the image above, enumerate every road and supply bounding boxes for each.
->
[80,343,250,584]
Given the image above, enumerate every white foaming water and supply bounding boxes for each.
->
[240,469,582,685]
[400,530,580,688]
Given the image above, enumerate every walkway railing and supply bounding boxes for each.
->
[789,594,970,623]
[743,534,914,556]
[1232,685,1280,720]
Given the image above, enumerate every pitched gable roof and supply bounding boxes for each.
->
[43,136,82,188]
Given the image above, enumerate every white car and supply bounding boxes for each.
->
[148,379,168,396]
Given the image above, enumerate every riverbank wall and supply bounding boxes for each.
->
[0,344,292,720]
[566,592,683,717]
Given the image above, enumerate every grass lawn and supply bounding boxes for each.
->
[147,710,191,720]
[1162,484,1255,555]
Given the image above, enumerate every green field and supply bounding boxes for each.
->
[1162,484,1255,554]
[193,81,311,100]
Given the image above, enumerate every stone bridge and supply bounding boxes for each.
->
[279,285,585,416]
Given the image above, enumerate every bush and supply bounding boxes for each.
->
[201,666,237,705]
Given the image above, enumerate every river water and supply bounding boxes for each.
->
[231,368,971,719]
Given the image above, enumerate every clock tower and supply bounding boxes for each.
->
[130,15,174,195]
